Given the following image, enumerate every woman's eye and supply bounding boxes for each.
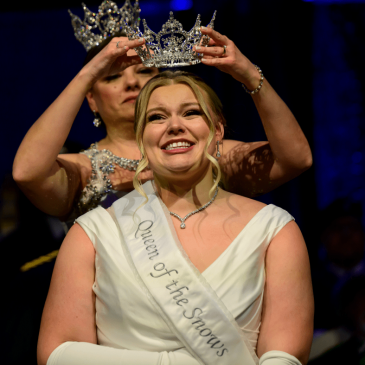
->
[184,109,202,117]
[147,114,165,122]
[138,68,154,75]
[104,74,120,81]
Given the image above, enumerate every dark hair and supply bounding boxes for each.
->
[82,32,126,67]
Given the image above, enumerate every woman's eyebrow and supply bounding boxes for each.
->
[146,102,200,116]
[146,106,169,116]
[180,102,200,109]
[177,102,202,113]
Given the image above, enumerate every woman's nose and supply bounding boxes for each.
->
[123,73,140,90]
[167,116,185,135]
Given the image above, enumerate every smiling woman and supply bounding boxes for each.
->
[37,70,314,365]
[13,24,312,224]
[134,72,223,202]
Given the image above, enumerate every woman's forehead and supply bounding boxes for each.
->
[148,84,198,106]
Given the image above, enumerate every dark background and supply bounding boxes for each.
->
[1,0,365,364]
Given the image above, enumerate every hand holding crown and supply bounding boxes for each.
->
[196,27,264,93]
[80,37,145,88]
[69,2,261,91]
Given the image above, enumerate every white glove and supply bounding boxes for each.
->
[259,350,302,365]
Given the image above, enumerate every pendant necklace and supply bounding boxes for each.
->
[169,186,219,229]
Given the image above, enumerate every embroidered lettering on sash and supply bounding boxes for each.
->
[149,264,228,356]
[115,183,258,365]
[135,220,159,260]
[135,220,230,358]
[183,308,228,354]
[135,219,225,354]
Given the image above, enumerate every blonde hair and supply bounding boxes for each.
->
[133,71,226,203]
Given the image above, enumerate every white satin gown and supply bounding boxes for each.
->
[75,202,293,355]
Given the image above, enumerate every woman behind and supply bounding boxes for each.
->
[12,11,312,220]
[37,70,314,365]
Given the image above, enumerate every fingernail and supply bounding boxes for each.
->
[124,46,128,50]
[138,38,144,43]
[201,26,207,30]
[202,58,206,61]
[196,46,201,50]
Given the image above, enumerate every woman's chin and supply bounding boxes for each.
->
[152,164,192,177]
[118,104,136,122]
[154,163,208,182]
[165,166,194,175]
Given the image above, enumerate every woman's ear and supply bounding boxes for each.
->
[86,90,98,112]
[215,120,225,141]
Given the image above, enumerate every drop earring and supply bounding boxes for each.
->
[93,110,102,127]
[216,141,221,158]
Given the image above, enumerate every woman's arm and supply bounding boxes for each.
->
[37,223,97,365]
[256,221,314,364]
[38,224,200,365]
[13,37,144,217]
[198,27,312,197]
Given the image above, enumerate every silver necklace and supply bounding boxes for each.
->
[169,186,219,229]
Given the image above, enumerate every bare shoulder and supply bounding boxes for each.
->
[269,220,305,253]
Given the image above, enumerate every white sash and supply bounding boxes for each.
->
[113,181,258,365]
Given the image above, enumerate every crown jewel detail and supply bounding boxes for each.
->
[125,11,217,68]
[69,0,141,51]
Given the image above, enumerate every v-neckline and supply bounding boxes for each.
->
[200,204,272,275]
[158,192,272,275]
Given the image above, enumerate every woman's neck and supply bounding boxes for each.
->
[97,121,140,159]
[154,168,218,215]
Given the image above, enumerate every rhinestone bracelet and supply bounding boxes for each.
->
[242,65,264,95]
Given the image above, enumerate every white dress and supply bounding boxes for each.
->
[74,199,294,355]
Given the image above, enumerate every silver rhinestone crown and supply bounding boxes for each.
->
[69,0,141,51]
[125,11,217,68]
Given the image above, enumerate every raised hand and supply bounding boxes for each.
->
[81,37,145,88]
[196,27,261,91]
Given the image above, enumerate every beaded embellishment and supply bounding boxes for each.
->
[77,143,140,215]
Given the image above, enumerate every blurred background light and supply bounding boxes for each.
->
[302,0,365,3]
[170,0,193,11]
[137,1,164,15]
